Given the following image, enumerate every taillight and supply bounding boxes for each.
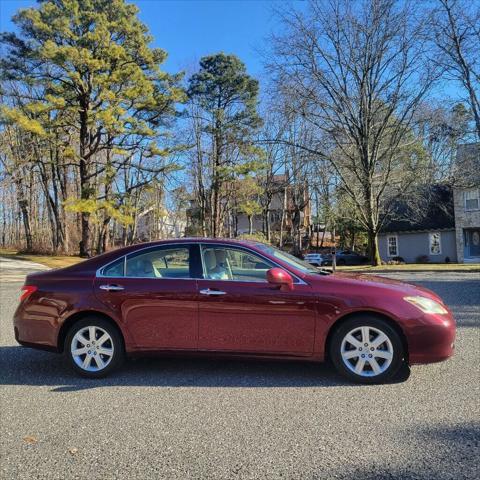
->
[20,285,37,302]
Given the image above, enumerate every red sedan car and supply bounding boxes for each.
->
[13,238,455,383]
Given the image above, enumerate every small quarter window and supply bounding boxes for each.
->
[102,258,125,277]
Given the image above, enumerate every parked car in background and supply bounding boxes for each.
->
[303,253,330,266]
[319,250,369,266]
[14,238,455,384]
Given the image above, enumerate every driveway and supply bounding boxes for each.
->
[0,261,479,479]
[0,256,49,283]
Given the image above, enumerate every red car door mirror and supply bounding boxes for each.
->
[266,268,294,291]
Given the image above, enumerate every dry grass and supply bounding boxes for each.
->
[0,249,83,269]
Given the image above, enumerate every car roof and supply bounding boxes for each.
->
[60,237,313,282]
[64,238,269,273]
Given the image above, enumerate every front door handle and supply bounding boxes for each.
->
[99,284,125,291]
[199,288,226,296]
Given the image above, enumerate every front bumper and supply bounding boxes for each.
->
[406,311,456,364]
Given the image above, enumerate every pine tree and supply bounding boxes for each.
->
[1,0,184,256]
[187,53,262,237]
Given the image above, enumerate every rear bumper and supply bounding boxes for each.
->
[13,304,59,350]
[407,311,456,365]
[15,329,58,353]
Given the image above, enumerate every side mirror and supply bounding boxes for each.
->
[266,268,294,291]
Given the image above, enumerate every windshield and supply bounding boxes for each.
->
[255,243,321,274]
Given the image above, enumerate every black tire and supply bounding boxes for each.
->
[329,314,405,384]
[65,316,125,378]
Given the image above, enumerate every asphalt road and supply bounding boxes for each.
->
[0,266,479,479]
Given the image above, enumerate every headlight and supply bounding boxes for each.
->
[404,296,448,314]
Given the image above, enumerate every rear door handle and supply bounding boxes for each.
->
[99,284,125,291]
[199,288,226,296]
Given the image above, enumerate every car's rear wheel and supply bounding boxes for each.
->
[65,317,124,378]
[329,315,405,384]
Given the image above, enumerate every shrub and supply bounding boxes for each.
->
[387,257,405,265]
[415,254,430,264]
[237,232,269,244]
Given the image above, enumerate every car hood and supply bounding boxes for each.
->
[307,271,443,303]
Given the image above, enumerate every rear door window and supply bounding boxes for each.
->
[126,246,191,279]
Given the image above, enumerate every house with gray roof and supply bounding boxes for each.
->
[378,185,457,263]
[378,142,479,264]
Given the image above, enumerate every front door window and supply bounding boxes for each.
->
[201,245,272,282]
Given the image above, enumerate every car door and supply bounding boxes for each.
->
[197,244,316,355]
[94,244,200,350]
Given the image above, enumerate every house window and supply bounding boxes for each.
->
[429,232,442,255]
[464,189,479,211]
[387,235,398,256]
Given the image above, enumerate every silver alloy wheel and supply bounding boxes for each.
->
[340,326,393,377]
[70,326,114,372]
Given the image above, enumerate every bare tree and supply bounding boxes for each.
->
[268,0,435,264]
[430,0,480,139]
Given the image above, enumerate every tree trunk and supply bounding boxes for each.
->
[211,113,223,238]
[292,208,302,255]
[367,230,382,266]
[96,217,111,254]
[18,198,33,252]
[79,101,92,257]
[350,229,356,251]
[263,197,272,242]
[248,215,253,234]
[279,186,287,247]
[1,195,6,247]
[265,211,271,242]
[79,211,91,257]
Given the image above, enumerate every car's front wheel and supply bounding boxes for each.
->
[329,315,405,384]
[65,317,124,378]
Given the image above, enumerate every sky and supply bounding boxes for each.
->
[0,0,295,81]
[0,0,461,100]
